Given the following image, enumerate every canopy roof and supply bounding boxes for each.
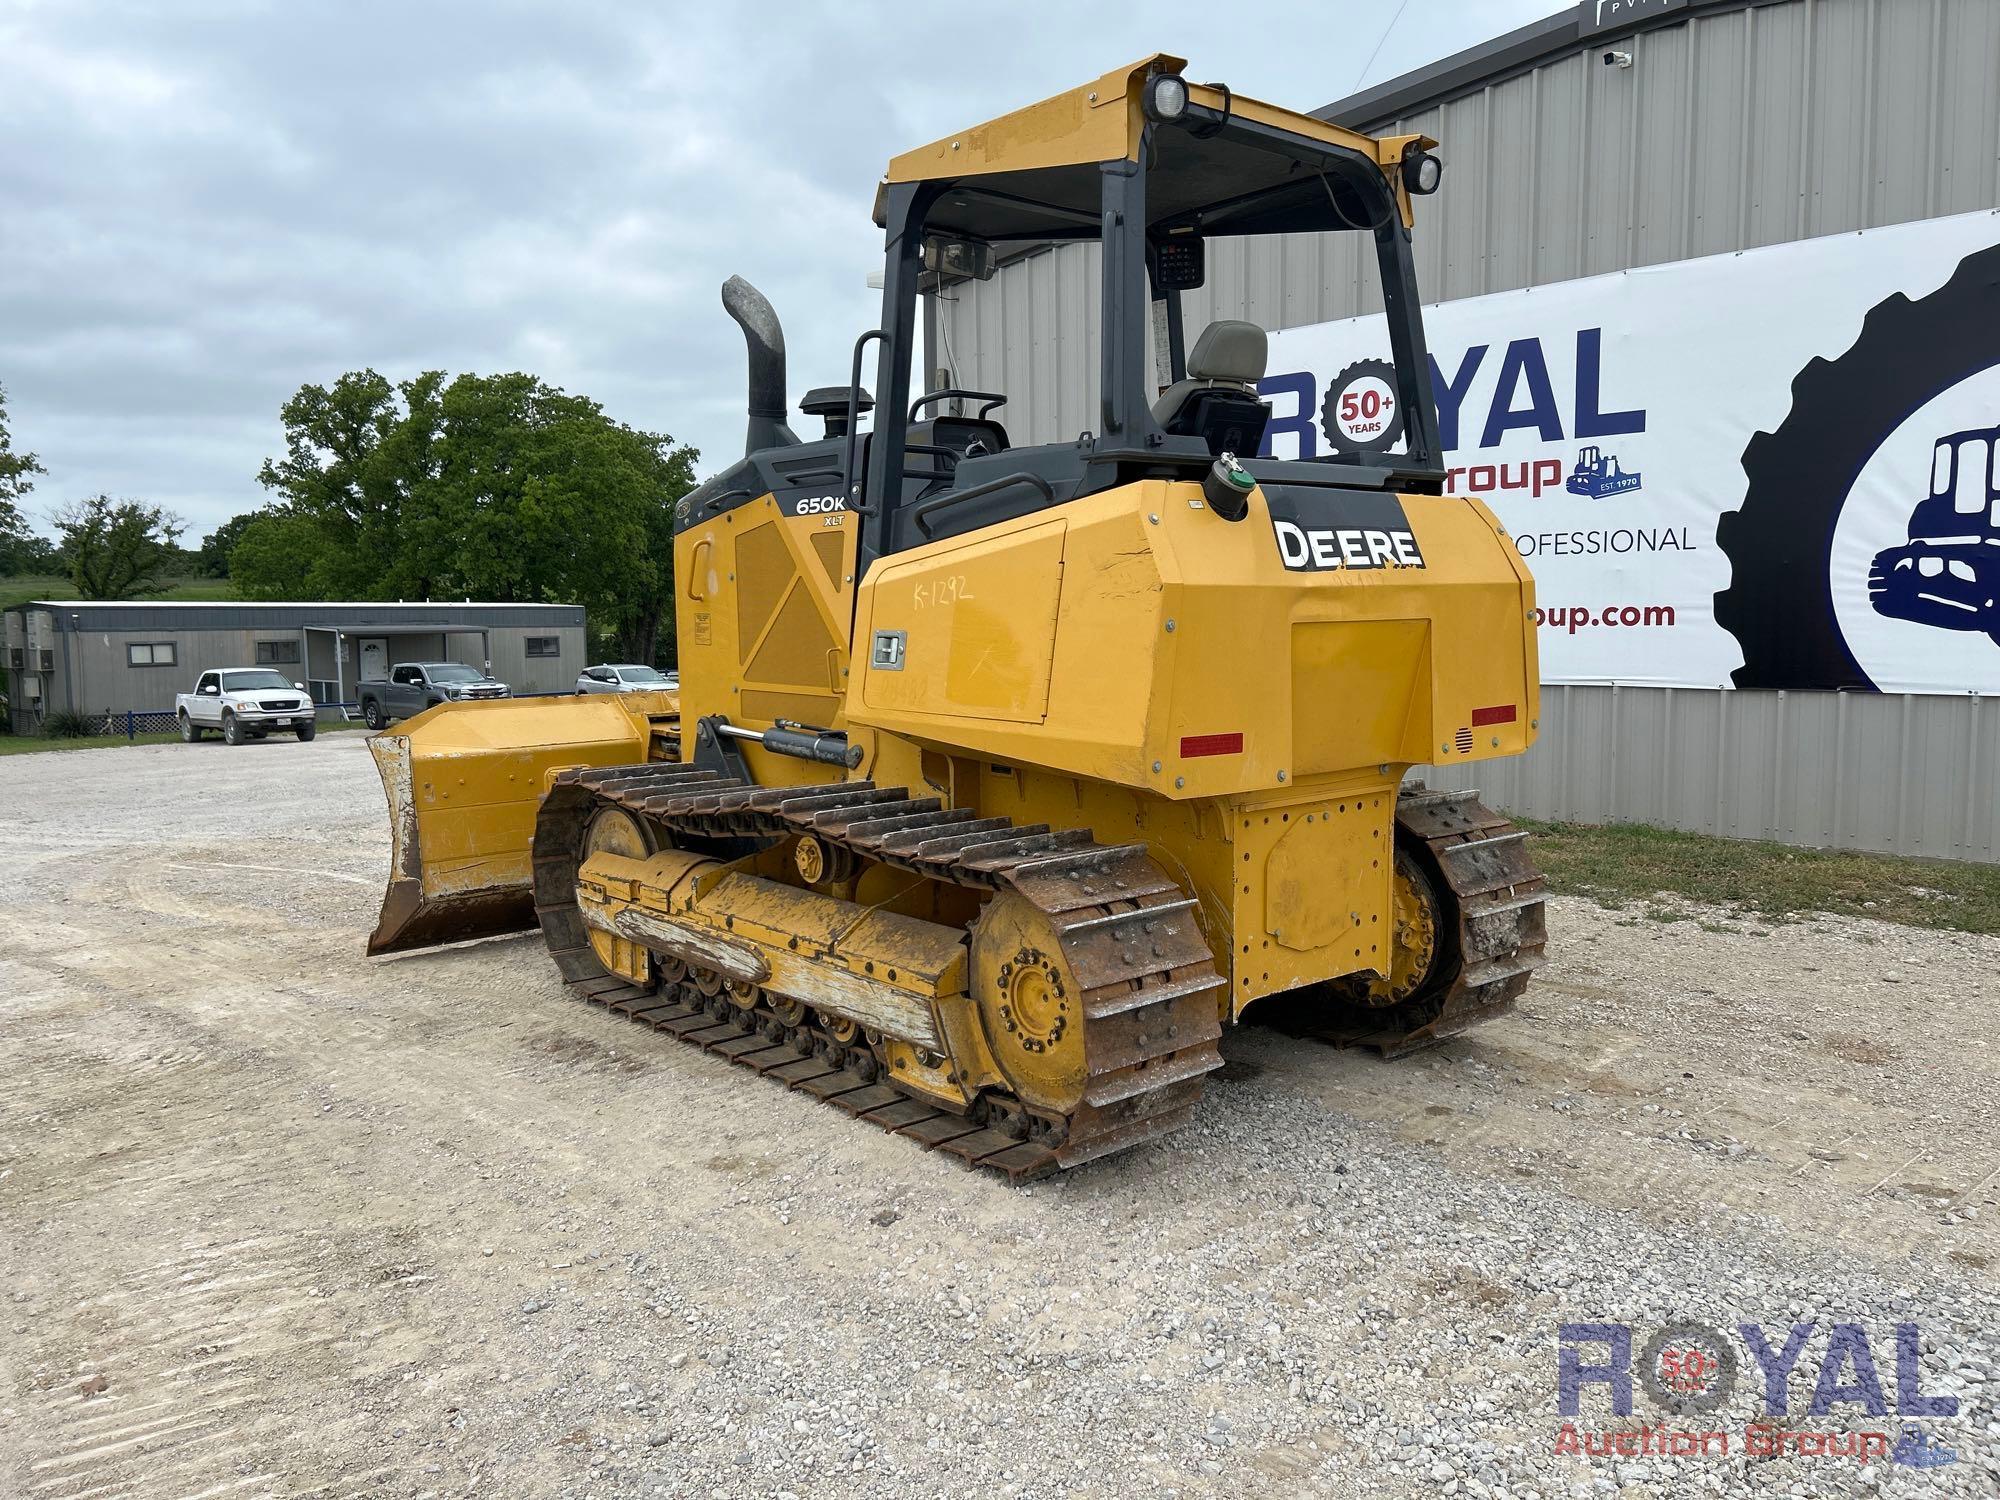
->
[876,54,1427,241]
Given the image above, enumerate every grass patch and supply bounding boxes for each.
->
[1520,819,2000,937]
[0,574,239,610]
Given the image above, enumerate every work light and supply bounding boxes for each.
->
[1143,73,1189,123]
[1402,143,1443,195]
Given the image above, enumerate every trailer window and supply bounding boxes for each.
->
[525,636,559,658]
[255,639,300,664]
[126,642,177,667]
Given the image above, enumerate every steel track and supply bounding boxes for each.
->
[531,763,1226,1179]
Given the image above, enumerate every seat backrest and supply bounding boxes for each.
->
[1152,320,1270,455]
[1186,321,1266,387]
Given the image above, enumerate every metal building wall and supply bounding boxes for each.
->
[461,627,588,695]
[1416,685,1999,864]
[926,0,2000,863]
[937,0,2000,442]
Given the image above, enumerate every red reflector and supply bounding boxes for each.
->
[1470,704,1517,727]
[1180,732,1243,758]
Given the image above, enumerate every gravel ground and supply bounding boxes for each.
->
[1,734,1994,1499]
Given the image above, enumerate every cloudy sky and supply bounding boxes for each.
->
[0,0,1561,544]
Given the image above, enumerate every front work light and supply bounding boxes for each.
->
[1401,142,1443,195]
[1143,72,1189,123]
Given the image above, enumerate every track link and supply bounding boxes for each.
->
[530,763,1225,1180]
[1322,786,1548,1057]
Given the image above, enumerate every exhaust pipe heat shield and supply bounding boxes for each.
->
[366,695,667,956]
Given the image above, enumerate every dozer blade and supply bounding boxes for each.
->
[366,693,674,956]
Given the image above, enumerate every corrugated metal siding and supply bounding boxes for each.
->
[938,0,2000,446]
[1417,685,1999,863]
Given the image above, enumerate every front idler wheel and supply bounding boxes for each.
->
[580,806,654,985]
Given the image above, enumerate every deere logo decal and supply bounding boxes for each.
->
[1262,485,1426,572]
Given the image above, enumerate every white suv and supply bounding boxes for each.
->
[177,669,318,745]
[576,664,678,694]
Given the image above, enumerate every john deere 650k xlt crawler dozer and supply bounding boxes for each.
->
[367,56,1546,1177]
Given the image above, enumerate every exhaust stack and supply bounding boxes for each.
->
[721,276,800,457]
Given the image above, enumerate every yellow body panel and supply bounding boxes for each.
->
[848,480,1536,798]
[674,492,858,788]
[859,517,1067,723]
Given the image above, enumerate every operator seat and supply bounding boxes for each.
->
[1151,320,1270,457]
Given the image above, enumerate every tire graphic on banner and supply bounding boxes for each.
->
[1715,243,2000,689]
[1319,358,1406,457]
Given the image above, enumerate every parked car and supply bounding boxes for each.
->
[357,661,511,729]
[575,664,679,694]
[176,669,318,745]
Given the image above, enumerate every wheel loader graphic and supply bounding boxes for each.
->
[1870,424,2000,645]
[1565,444,1641,498]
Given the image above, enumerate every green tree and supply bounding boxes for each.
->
[0,383,50,573]
[199,508,271,577]
[254,369,424,597]
[227,510,323,598]
[52,495,188,599]
[251,369,696,662]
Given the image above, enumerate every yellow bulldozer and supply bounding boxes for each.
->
[367,55,1546,1178]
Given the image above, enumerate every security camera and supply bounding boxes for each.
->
[1603,49,1633,68]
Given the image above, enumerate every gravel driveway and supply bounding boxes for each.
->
[1,734,1993,1497]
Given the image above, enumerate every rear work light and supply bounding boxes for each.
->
[1401,141,1443,195]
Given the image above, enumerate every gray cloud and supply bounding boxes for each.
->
[0,0,1559,542]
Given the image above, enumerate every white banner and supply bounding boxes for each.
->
[1260,210,2000,693]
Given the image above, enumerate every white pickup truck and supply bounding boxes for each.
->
[176,668,318,745]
